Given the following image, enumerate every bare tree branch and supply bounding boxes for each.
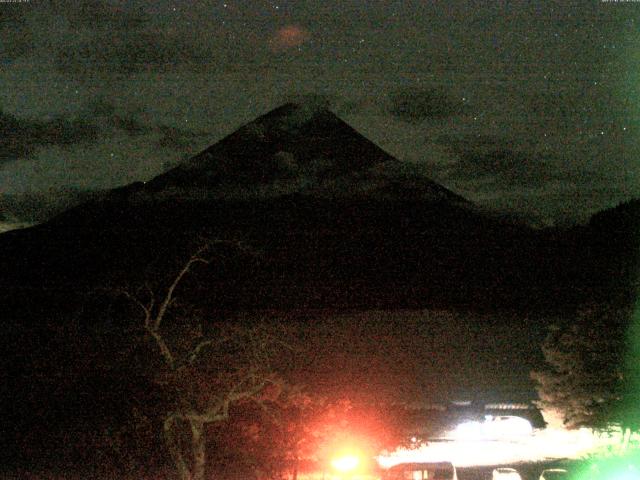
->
[112,288,152,324]
[183,335,232,367]
[154,246,211,332]
[111,239,290,480]
[145,325,176,369]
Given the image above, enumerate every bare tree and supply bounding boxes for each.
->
[119,241,288,480]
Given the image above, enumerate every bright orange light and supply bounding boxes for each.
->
[331,454,360,473]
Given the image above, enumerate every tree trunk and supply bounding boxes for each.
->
[164,415,192,480]
[622,426,631,451]
[191,419,207,480]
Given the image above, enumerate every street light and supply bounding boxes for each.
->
[331,454,360,473]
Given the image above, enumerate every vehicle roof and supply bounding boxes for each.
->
[387,462,455,470]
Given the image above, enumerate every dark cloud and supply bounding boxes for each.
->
[57,31,212,75]
[440,135,572,189]
[457,149,559,188]
[86,96,204,153]
[5,1,216,76]
[335,98,367,116]
[0,187,97,224]
[280,93,332,109]
[49,2,213,75]
[278,93,371,117]
[86,98,206,158]
[49,0,149,32]
[0,7,30,63]
[1,1,150,67]
[528,89,585,121]
[86,97,151,136]
[110,114,150,136]
[388,87,465,123]
[156,125,204,153]
[85,97,205,155]
[0,110,99,164]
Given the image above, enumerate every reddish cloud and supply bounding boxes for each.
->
[270,25,309,51]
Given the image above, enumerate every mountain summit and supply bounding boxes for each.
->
[145,102,467,204]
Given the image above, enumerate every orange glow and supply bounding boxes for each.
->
[331,454,360,473]
[270,25,309,50]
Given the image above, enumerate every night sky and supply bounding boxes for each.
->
[1,0,639,225]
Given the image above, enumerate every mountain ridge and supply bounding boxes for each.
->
[0,103,637,313]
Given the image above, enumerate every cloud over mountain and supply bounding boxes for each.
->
[0,109,99,164]
[388,87,466,123]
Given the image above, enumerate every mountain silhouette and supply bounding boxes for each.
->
[0,102,635,312]
[142,102,469,203]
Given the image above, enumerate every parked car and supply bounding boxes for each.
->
[383,462,458,480]
[539,468,569,480]
[492,467,522,480]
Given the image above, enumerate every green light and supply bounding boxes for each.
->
[569,450,640,480]
[622,291,640,438]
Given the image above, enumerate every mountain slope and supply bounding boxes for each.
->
[143,102,468,204]
[1,103,633,313]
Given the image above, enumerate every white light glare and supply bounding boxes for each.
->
[452,416,532,440]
